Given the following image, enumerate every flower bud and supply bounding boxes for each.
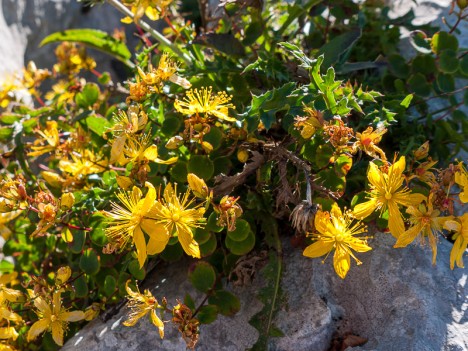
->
[413,141,429,160]
[457,0,467,9]
[187,173,209,198]
[201,141,213,154]
[237,148,249,163]
[55,266,72,285]
[165,135,184,150]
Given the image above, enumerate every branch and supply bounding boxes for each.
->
[213,151,265,196]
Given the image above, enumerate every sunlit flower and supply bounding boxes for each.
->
[294,106,324,139]
[137,53,190,91]
[59,150,107,179]
[444,213,468,269]
[0,273,23,326]
[413,141,430,160]
[351,126,387,161]
[0,327,19,341]
[394,195,452,264]
[45,80,77,106]
[53,42,96,75]
[408,158,438,185]
[212,195,243,232]
[0,209,23,240]
[105,182,170,267]
[116,133,178,167]
[27,290,85,346]
[303,204,371,279]
[127,77,149,104]
[28,121,60,157]
[123,281,164,338]
[174,87,236,122]
[151,183,206,258]
[109,105,148,163]
[455,162,467,203]
[353,156,425,238]
[121,0,172,23]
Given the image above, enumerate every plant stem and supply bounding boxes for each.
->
[105,0,191,66]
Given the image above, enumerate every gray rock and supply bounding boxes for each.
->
[63,232,467,351]
[0,0,138,81]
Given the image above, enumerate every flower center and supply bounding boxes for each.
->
[50,314,58,322]
[384,192,392,200]
[171,213,180,222]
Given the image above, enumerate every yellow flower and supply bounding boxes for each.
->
[455,162,467,203]
[174,87,236,122]
[115,133,178,167]
[352,126,387,161]
[444,213,468,269]
[0,327,18,341]
[45,80,76,106]
[353,156,425,238]
[53,42,96,75]
[413,141,430,160]
[0,209,23,240]
[137,53,190,91]
[123,281,164,338]
[0,273,23,325]
[187,173,210,199]
[408,158,438,185]
[151,183,206,258]
[294,106,324,139]
[122,0,172,23]
[394,196,452,264]
[27,290,85,346]
[303,204,371,279]
[105,182,170,267]
[28,121,60,157]
[59,150,107,178]
[109,105,148,163]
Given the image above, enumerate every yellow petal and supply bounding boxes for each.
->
[347,238,372,253]
[367,162,384,189]
[51,321,64,346]
[121,16,133,24]
[60,311,85,322]
[177,227,200,258]
[154,156,178,165]
[116,175,133,190]
[389,156,406,179]
[134,226,147,268]
[143,145,159,161]
[353,199,378,219]
[0,326,18,340]
[450,236,466,269]
[387,201,405,238]
[444,219,461,233]
[142,182,157,212]
[150,310,165,338]
[27,319,49,341]
[303,241,334,258]
[394,223,423,248]
[314,210,330,234]
[142,220,170,255]
[333,247,351,279]
[0,209,23,224]
[110,135,126,164]
[34,296,51,316]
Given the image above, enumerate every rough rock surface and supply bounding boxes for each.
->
[63,233,467,351]
[0,0,137,81]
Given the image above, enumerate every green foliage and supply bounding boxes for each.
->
[0,0,466,350]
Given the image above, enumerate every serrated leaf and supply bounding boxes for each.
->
[400,94,414,108]
[40,29,131,62]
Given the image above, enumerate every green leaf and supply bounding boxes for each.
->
[40,29,132,62]
[0,127,14,142]
[225,230,256,255]
[408,73,431,97]
[438,49,459,74]
[436,73,455,92]
[84,115,111,136]
[400,94,414,108]
[161,117,181,136]
[197,305,219,324]
[205,212,224,232]
[208,290,240,316]
[227,219,251,242]
[188,155,214,180]
[409,31,432,54]
[0,260,14,273]
[73,276,89,298]
[188,261,216,293]
[194,228,211,245]
[199,232,217,257]
[388,54,409,79]
[69,231,86,254]
[317,28,362,67]
[203,127,224,150]
[75,83,100,108]
[193,33,245,56]
[79,249,100,275]
[103,275,117,297]
[411,55,436,75]
[460,55,468,76]
[334,154,353,176]
[170,161,188,183]
[128,260,146,280]
[315,144,334,168]
[431,31,458,54]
